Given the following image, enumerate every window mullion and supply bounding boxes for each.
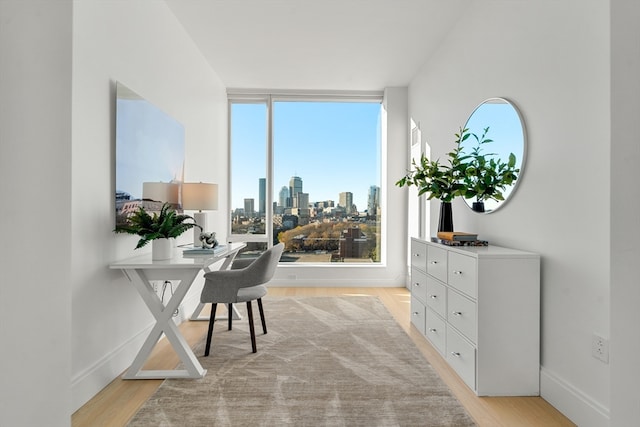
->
[266,95,274,248]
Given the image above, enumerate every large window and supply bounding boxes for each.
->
[229,93,383,264]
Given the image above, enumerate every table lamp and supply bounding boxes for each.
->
[182,182,218,246]
[142,182,180,205]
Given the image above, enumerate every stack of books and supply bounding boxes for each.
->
[433,232,488,246]
[436,231,478,241]
[182,244,227,256]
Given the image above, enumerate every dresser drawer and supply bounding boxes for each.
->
[448,252,477,298]
[411,267,428,303]
[427,245,448,283]
[446,327,476,391]
[447,289,477,343]
[426,276,447,318]
[410,296,426,335]
[426,307,446,355]
[410,239,427,271]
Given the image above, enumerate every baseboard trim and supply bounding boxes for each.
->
[71,323,153,412]
[540,366,610,427]
[268,279,405,287]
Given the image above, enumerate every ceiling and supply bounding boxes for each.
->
[164,0,469,91]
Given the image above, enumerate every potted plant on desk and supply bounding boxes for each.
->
[114,202,201,260]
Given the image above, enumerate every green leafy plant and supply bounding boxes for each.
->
[114,202,201,249]
[396,127,519,205]
[395,129,470,202]
[460,127,519,203]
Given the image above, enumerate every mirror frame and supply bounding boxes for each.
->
[462,97,527,214]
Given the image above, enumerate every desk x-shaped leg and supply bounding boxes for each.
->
[122,268,206,379]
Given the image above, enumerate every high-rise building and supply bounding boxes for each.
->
[367,185,380,216]
[297,192,309,209]
[258,178,266,216]
[244,198,255,218]
[339,191,353,214]
[279,186,289,208]
[289,176,303,207]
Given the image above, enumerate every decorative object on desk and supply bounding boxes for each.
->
[460,97,525,213]
[182,182,218,246]
[199,231,218,249]
[437,231,478,241]
[113,202,200,260]
[183,244,227,256]
[151,238,175,260]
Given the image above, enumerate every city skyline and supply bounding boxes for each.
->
[231,101,381,212]
[235,175,379,215]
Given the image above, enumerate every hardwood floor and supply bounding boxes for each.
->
[72,287,575,427]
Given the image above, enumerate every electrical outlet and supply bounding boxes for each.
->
[592,333,609,363]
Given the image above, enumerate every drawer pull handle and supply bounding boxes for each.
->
[452,311,463,316]
[429,294,437,299]
[430,261,438,265]
[414,253,420,257]
[412,312,420,316]
[414,283,421,287]
[453,270,462,275]
[429,328,437,333]
[451,352,461,357]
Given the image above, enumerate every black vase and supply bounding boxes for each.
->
[438,202,454,232]
[472,201,485,213]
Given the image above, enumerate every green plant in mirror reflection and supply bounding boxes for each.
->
[460,127,519,204]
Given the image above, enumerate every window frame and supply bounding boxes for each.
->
[227,89,385,266]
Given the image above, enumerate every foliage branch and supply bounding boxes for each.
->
[113,202,201,249]
[396,127,519,204]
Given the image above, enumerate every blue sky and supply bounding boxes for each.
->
[116,97,185,199]
[231,101,381,211]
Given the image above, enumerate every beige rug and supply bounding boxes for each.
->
[128,296,476,426]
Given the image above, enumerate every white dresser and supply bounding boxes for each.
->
[410,237,540,396]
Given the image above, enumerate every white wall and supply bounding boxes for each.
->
[0,2,73,425]
[610,1,640,425]
[408,1,610,426]
[71,0,227,411]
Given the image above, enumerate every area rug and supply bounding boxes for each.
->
[128,296,476,426]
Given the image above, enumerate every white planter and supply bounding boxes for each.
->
[152,238,175,260]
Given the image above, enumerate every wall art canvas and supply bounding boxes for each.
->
[115,82,185,226]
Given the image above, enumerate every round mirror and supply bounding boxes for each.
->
[460,97,526,213]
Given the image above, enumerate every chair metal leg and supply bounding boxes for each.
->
[257,298,267,334]
[246,301,257,353]
[228,303,233,330]
[204,303,218,357]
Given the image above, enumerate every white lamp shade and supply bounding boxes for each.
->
[182,182,218,211]
[142,182,180,204]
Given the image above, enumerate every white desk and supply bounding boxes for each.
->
[109,242,245,380]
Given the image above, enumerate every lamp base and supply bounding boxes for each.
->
[193,211,207,246]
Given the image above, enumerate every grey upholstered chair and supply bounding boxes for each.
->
[201,243,284,356]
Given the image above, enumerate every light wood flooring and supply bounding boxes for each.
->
[72,287,575,427]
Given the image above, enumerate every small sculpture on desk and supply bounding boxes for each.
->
[199,231,218,249]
